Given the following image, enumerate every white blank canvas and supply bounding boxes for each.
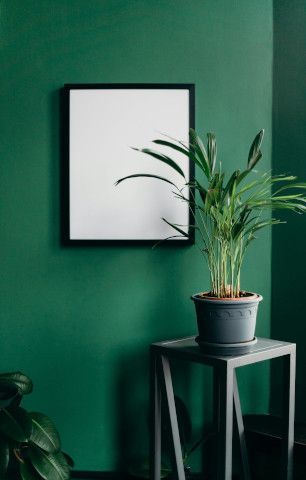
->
[68,87,192,241]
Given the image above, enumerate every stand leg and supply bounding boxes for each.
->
[213,368,220,480]
[217,364,234,480]
[150,351,161,480]
[281,349,296,480]
[233,371,251,480]
[160,355,186,480]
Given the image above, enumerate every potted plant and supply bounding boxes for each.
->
[0,371,72,479]
[116,129,306,349]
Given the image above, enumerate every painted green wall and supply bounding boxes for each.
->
[271,0,306,421]
[0,0,272,471]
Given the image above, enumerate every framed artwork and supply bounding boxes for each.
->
[62,83,195,244]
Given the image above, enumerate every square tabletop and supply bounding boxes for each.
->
[151,336,295,368]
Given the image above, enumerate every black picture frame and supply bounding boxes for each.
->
[61,83,195,246]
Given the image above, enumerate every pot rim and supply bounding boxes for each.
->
[191,291,263,304]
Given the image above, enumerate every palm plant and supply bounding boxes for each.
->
[116,129,306,298]
[0,372,72,480]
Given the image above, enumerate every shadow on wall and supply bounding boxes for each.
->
[271,0,306,421]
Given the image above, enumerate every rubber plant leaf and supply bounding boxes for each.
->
[0,372,33,395]
[29,446,70,480]
[0,438,9,477]
[63,452,74,468]
[133,148,185,178]
[30,412,61,453]
[115,174,177,188]
[11,406,32,438]
[20,460,42,480]
[0,380,19,409]
[0,406,31,442]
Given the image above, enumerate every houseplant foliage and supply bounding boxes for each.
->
[116,128,306,345]
[0,372,71,480]
[116,128,306,298]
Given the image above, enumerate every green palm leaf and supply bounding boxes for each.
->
[207,133,217,172]
[189,129,210,178]
[115,173,177,187]
[29,446,70,480]
[121,127,306,298]
[162,218,189,237]
[152,234,186,248]
[30,412,61,453]
[247,129,264,170]
[153,139,205,172]
[133,148,185,178]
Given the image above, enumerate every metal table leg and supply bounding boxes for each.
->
[150,351,161,480]
[214,367,250,480]
[233,371,251,480]
[281,348,296,480]
[160,355,186,480]
[217,364,234,480]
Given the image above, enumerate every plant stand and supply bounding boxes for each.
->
[150,336,296,480]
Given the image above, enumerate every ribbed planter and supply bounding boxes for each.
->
[191,292,263,344]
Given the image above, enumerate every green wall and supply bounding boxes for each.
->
[0,0,273,471]
[271,0,306,421]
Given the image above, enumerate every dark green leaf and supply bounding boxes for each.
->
[189,129,210,178]
[62,452,74,468]
[0,407,31,442]
[222,171,240,201]
[0,438,9,477]
[12,407,32,438]
[29,446,70,480]
[243,219,283,238]
[247,129,264,170]
[0,380,19,409]
[115,173,177,188]
[153,139,205,172]
[273,182,306,195]
[162,218,189,238]
[236,169,251,185]
[133,148,185,178]
[30,412,61,453]
[20,460,42,480]
[152,235,186,249]
[188,180,207,203]
[0,372,33,395]
[207,133,217,172]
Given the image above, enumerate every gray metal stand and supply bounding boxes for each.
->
[150,337,296,480]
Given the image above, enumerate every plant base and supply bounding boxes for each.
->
[191,292,263,344]
[195,336,258,356]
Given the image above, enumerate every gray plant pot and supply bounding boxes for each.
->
[191,292,263,344]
